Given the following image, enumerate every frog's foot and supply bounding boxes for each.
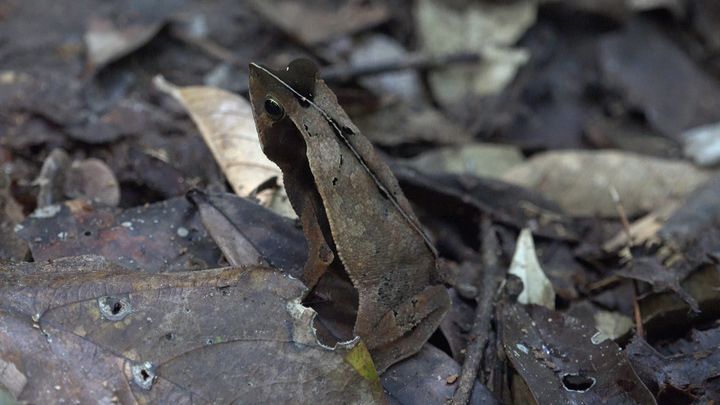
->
[359,285,450,373]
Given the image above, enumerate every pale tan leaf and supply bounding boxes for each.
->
[154,76,281,198]
[508,229,556,309]
[502,150,712,217]
[416,0,535,104]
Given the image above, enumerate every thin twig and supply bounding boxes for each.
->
[321,51,482,82]
[609,185,633,247]
[609,185,644,336]
[632,281,645,338]
[170,27,246,68]
[237,51,482,94]
[451,216,504,405]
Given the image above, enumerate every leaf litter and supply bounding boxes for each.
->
[2,0,720,403]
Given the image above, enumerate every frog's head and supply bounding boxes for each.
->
[249,58,318,123]
[248,58,322,163]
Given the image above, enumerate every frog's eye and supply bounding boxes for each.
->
[264,97,285,121]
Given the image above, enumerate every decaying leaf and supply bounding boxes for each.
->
[618,257,699,312]
[502,150,711,217]
[16,197,221,272]
[249,59,450,372]
[627,332,720,402]
[508,229,556,309]
[657,175,720,267]
[502,304,656,404]
[188,189,269,267]
[154,76,282,200]
[640,264,720,339]
[0,256,385,403]
[600,21,720,138]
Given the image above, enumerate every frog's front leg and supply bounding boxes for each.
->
[360,285,450,372]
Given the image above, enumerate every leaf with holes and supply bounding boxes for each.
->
[501,304,655,404]
[0,256,385,403]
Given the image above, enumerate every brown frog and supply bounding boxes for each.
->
[248,59,449,372]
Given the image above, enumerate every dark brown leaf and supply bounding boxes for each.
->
[600,20,720,137]
[187,190,307,277]
[502,304,656,404]
[16,197,221,272]
[627,332,720,403]
[382,344,497,405]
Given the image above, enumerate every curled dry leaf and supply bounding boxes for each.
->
[34,148,70,208]
[508,229,556,309]
[639,264,720,339]
[249,59,450,373]
[0,256,385,404]
[64,158,120,206]
[84,16,164,70]
[391,164,577,242]
[154,76,282,200]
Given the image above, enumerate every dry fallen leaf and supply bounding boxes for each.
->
[416,0,535,106]
[84,16,164,70]
[683,121,720,166]
[502,150,712,217]
[154,76,282,199]
[402,142,524,178]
